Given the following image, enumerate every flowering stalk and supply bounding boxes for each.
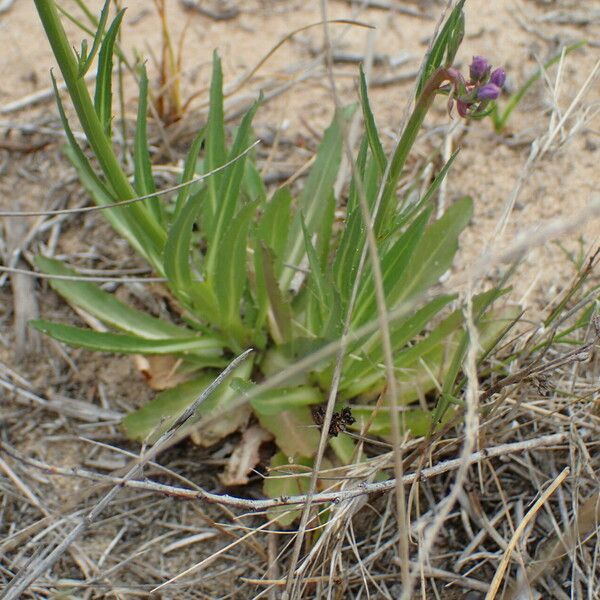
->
[376,57,505,233]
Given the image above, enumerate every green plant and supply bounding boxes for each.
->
[32,0,518,517]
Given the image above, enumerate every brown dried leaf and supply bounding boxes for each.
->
[132,354,189,390]
[219,424,273,486]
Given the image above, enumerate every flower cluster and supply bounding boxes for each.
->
[446,55,506,119]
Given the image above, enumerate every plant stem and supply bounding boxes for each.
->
[376,68,452,233]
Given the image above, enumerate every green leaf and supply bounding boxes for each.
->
[301,214,330,335]
[359,66,386,175]
[134,64,161,224]
[250,385,322,415]
[280,105,353,291]
[352,405,450,438]
[174,128,205,219]
[213,201,258,335]
[52,72,150,258]
[202,52,227,240]
[352,207,432,328]
[122,358,252,442]
[93,8,125,138]
[206,97,260,278]
[257,187,292,275]
[78,0,111,77]
[393,196,472,305]
[340,294,455,394]
[242,160,267,204]
[34,256,195,339]
[31,320,224,357]
[416,0,466,98]
[396,149,460,231]
[256,242,292,344]
[163,189,203,299]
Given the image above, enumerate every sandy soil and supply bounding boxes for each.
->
[1,0,599,598]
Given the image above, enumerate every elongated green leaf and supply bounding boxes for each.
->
[122,359,252,442]
[353,207,431,328]
[393,196,472,305]
[34,256,195,339]
[31,320,224,357]
[174,128,205,218]
[134,64,161,224]
[359,66,386,174]
[203,52,227,239]
[77,0,111,77]
[416,0,465,98]
[257,187,292,275]
[352,406,449,438]
[206,98,260,278]
[164,189,203,298]
[242,160,267,204]
[35,0,166,271]
[342,293,456,387]
[280,105,354,291]
[256,243,292,344]
[213,202,258,334]
[250,385,322,415]
[301,214,330,335]
[93,8,125,138]
[52,72,148,257]
[123,374,213,441]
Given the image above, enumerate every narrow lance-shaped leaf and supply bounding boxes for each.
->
[52,71,156,257]
[206,97,260,279]
[392,196,473,305]
[30,320,224,357]
[134,64,161,224]
[202,51,227,240]
[35,256,195,339]
[34,0,167,269]
[174,128,205,219]
[279,106,353,292]
[213,201,259,337]
[415,0,466,97]
[301,214,330,335]
[257,187,292,276]
[359,66,386,175]
[93,8,125,138]
[122,359,253,442]
[77,0,111,77]
[163,189,203,300]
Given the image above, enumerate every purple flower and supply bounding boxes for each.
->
[490,67,506,88]
[477,83,501,100]
[469,55,490,82]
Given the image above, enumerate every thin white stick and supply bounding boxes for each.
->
[4,432,572,512]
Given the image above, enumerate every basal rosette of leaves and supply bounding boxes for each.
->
[32,0,519,521]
